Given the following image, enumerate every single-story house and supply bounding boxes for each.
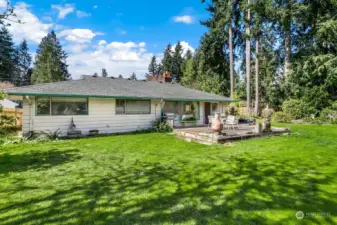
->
[3,75,236,135]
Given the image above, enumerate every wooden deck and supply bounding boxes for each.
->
[174,125,290,145]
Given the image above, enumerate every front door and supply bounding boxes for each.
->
[204,102,211,124]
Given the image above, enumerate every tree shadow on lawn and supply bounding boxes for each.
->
[0,152,336,225]
[0,148,81,175]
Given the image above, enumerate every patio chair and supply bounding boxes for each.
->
[224,115,239,130]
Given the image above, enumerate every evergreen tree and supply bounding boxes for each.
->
[156,63,164,75]
[118,74,123,78]
[12,40,32,86]
[185,49,193,60]
[0,26,15,83]
[130,72,137,80]
[171,41,184,81]
[31,30,70,84]
[101,68,108,77]
[181,58,197,88]
[162,44,173,73]
[23,68,33,86]
[93,72,98,76]
[148,56,158,75]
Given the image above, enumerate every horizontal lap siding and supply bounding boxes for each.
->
[23,98,161,135]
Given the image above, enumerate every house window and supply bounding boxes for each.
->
[36,97,50,115]
[163,101,181,121]
[162,101,199,121]
[182,102,198,120]
[36,97,88,116]
[116,99,151,115]
[163,101,180,114]
[51,97,88,115]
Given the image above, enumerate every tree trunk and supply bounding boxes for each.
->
[246,0,251,113]
[284,28,291,77]
[229,25,234,99]
[254,35,259,116]
[284,0,291,77]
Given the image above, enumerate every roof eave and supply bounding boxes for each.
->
[6,92,239,103]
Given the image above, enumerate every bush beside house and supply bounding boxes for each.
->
[272,99,337,125]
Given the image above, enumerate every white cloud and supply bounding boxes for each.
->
[66,44,88,54]
[67,41,155,79]
[93,5,98,9]
[58,29,103,44]
[173,41,195,55]
[54,24,67,31]
[0,0,8,8]
[173,15,194,24]
[6,2,52,44]
[52,4,75,19]
[76,10,91,18]
[107,41,139,49]
[98,40,107,46]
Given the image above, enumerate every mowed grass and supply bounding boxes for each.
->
[0,124,336,225]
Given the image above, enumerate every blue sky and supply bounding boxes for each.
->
[1,0,210,79]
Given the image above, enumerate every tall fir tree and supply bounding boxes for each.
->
[31,30,70,84]
[0,26,15,83]
[172,41,184,81]
[130,72,137,80]
[156,63,164,75]
[185,49,193,60]
[162,44,173,73]
[148,56,158,75]
[12,40,32,86]
[101,68,108,77]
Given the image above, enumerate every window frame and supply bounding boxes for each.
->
[162,101,200,121]
[35,96,89,116]
[115,99,151,115]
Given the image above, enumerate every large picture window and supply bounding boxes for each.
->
[162,101,199,121]
[36,97,50,115]
[116,99,151,115]
[36,97,88,116]
[182,102,198,120]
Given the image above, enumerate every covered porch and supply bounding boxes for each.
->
[162,100,230,128]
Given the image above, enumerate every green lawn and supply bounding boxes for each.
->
[0,124,336,225]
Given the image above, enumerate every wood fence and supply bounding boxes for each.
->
[0,108,23,127]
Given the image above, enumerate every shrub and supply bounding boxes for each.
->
[319,108,337,124]
[40,129,62,140]
[182,117,197,122]
[151,120,173,133]
[272,112,292,123]
[282,99,315,119]
[262,108,274,120]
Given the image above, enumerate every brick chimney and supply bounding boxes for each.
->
[164,72,172,83]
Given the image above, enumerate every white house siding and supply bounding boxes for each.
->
[22,97,162,135]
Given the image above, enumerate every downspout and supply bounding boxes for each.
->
[25,96,32,132]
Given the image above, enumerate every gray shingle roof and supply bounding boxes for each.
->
[3,76,236,102]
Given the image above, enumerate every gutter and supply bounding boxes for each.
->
[5,92,240,103]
